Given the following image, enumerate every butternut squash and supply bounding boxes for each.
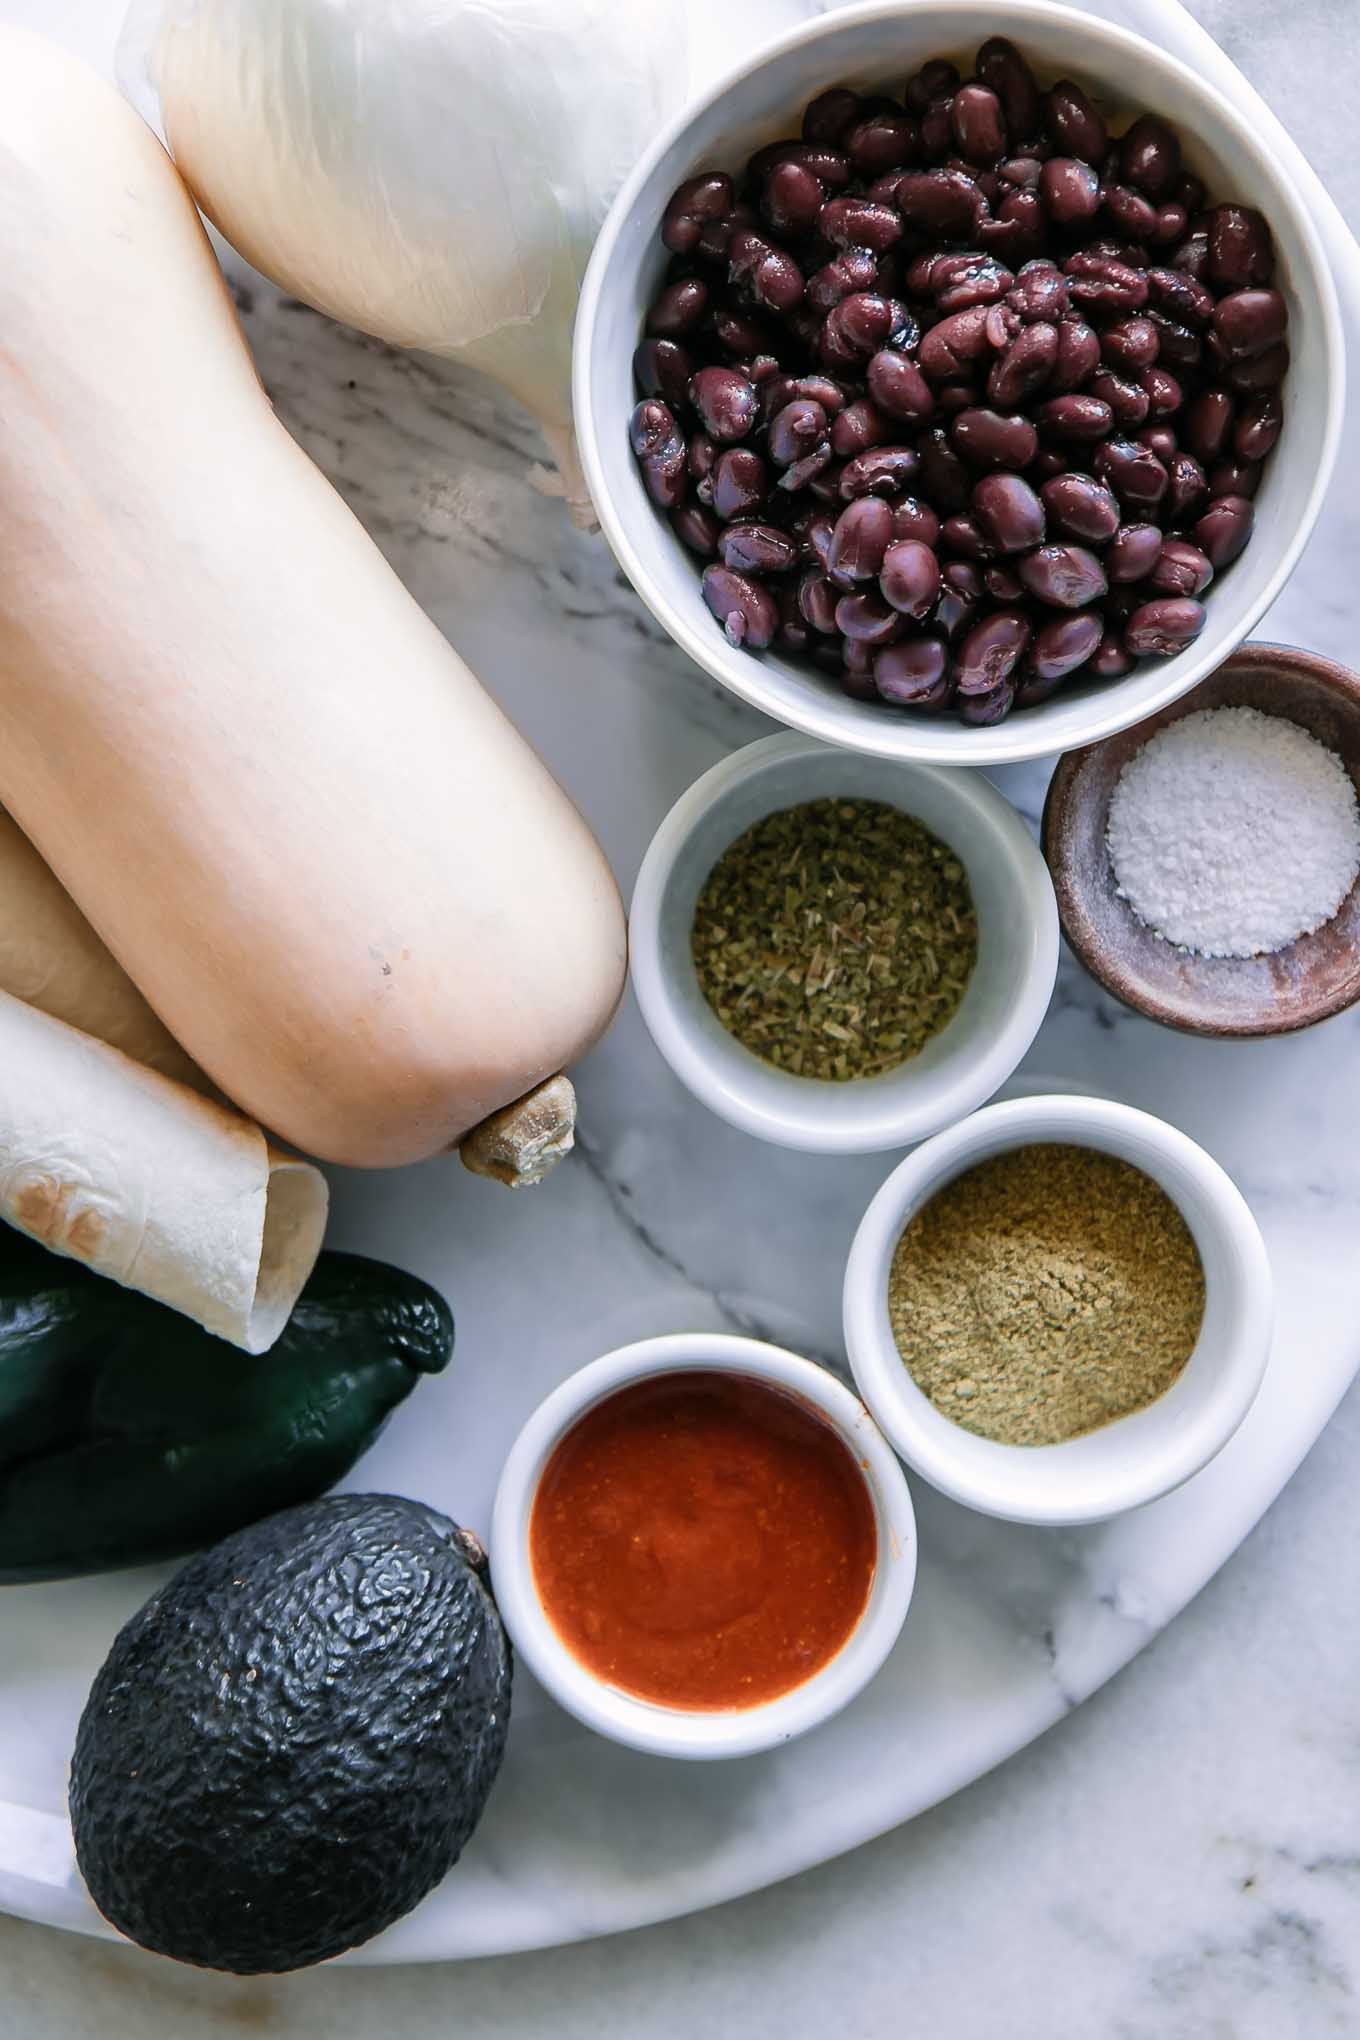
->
[0,31,625,1168]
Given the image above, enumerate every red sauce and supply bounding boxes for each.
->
[529,1371,877,1711]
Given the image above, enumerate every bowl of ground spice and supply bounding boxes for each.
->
[1043,645,1360,1034]
[629,732,1058,1151]
[843,1093,1272,1523]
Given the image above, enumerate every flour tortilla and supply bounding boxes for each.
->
[0,805,206,1087]
[0,988,326,1351]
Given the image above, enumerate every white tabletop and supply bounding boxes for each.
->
[0,0,1356,2033]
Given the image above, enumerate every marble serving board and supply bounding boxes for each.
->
[0,251,1356,1965]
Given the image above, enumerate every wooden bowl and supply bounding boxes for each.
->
[1042,645,1360,1037]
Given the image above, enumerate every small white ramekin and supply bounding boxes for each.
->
[629,732,1058,1152]
[490,1333,917,1760]
[844,1094,1273,1525]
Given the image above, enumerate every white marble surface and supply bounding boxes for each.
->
[1,0,1359,2031]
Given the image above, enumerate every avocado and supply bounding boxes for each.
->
[69,1493,511,1972]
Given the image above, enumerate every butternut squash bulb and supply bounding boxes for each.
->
[0,31,626,1168]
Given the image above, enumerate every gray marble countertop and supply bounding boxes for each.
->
[1,0,1357,2033]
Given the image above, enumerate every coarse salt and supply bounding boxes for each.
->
[1105,706,1360,959]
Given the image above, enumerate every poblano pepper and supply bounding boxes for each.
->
[0,1226,452,1582]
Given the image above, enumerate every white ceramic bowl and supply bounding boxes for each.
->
[490,1334,917,1760]
[843,1093,1273,1523]
[629,731,1058,1151]
[574,0,1344,767]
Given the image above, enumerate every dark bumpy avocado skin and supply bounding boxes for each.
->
[0,1239,453,1581]
[69,1493,511,1973]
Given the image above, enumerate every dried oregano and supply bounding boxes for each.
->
[690,797,977,1081]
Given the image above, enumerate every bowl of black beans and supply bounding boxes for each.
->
[574,0,1343,763]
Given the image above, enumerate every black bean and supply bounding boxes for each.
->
[718,522,801,575]
[978,38,1041,141]
[798,568,840,634]
[1140,424,1177,464]
[807,249,880,313]
[1234,391,1283,462]
[1065,250,1149,314]
[1094,437,1168,509]
[934,253,1016,313]
[1101,316,1159,373]
[874,638,951,705]
[782,443,836,493]
[1041,471,1121,542]
[803,87,862,145]
[1051,318,1101,392]
[1036,393,1115,442]
[669,501,721,557]
[1207,457,1261,494]
[1042,81,1107,163]
[646,277,709,336]
[661,174,735,255]
[1207,205,1274,288]
[973,472,1046,551]
[1194,495,1255,568]
[728,230,805,314]
[633,338,693,409]
[1148,537,1213,596]
[768,399,828,467]
[947,406,1036,472]
[846,112,918,177]
[1087,370,1149,428]
[988,320,1059,405]
[1087,632,1135,679]
[918,305,994,380]
[711,448,767,520]
[774,582,811,653]
[952,83,1007,164]
[839,446,922,499]
[827,497,895,584]
[1184,388,1235,465]
[1028,610,1104,681]
[955,609,1032,692]
[1017,543,1107,607]
[893,498,943,545]
[1105,522,1164,582]
[893,168,983,237]
[1103,184,1159,241]
[958,681,1016,725]
[879,538,943,616]
[690,366,758,442]
[1140,365,1183,419]
[1165,452,1210,523]
[906,60,960,114]
[832,398,892,458]
[1225,343,1289,393]
[1008,261,1069,321]
[1146,266,1215,327]
[701,566,779,648]
[630,398,687,508]
[1038,157,1101,226]
[835,589,904,643]
[1119,116,1180,200]
[1123,597,1206,655]
[762,161,826,236]
[791,508,835,566]
[867,350,937,422]
[819,198,904,253]
[1213,288,1288,360]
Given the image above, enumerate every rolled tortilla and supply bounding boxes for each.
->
[0,805,206,1088]
[0,987,326,1351]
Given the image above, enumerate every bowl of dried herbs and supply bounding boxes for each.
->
[629,732,1058,1152]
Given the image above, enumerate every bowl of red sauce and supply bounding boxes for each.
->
[490,1333,917,1758]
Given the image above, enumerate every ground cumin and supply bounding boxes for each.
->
[888,1144,1205,1446]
